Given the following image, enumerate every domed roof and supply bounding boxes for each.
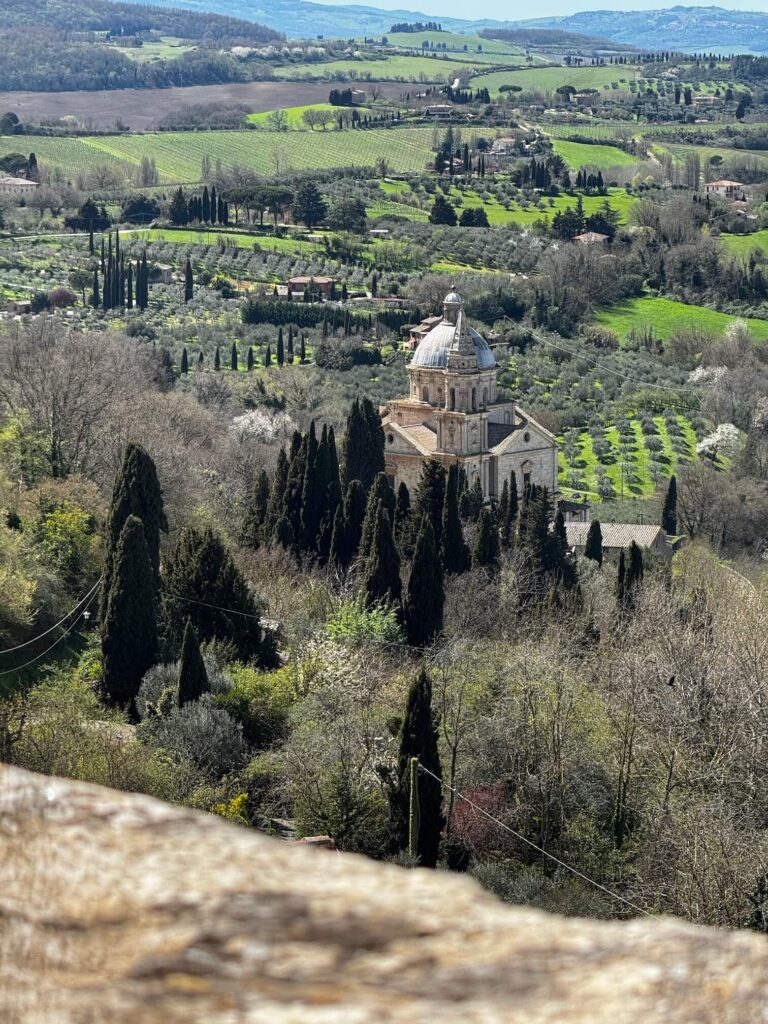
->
[410,294,496,371]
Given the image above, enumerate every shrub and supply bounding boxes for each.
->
[137,696,246,779]
[215,664,296,748]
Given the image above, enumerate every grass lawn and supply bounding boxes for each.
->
[247,103,371,128]
[552,139,638,169]
[115,36,196,62]
[381,30,523,55]
[594,295,768,341]
[719,230,768,257]
[441,186,636,227]
[273,54,487,81]
[132,227,322,255]
[474,64,639,96]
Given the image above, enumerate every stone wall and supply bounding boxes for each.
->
[1,764,767,1023]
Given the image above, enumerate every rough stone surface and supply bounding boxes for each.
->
[1,765,767,1024]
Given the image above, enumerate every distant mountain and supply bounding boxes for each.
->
[511,6,768,54]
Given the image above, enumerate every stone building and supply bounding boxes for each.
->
[382,291,558,500]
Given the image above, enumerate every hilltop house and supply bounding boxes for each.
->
[705,179,745,199]
[0,176,38,196]
[383,291,558,499]
[286,276,336,298]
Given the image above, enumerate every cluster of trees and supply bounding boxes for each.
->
[100,442,275,715]
[90,231,150,312]
[551,197,621,240]
[169,185,229,227]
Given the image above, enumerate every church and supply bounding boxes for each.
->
[382,291,559,501]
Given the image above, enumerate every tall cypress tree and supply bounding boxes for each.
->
[360,472,396,558]
[247,346,254,371]
[405,517,444,647]
[277,327,285,367]
[287,325,294,362]
[91,270,99,308]
[214,346,221,371]
[231,342,238,371]
[441,464,470,573]
[473,508,500,571]
[299,333,306,364]
[180,347,189,375]
[342,479,366,563]
[363,503,402,609]
[184,259,193,303]
[662,475,677,536]
[343,397,385,492]
[584,520,603,566]
[283,431,307,544]
[264,344,272,368]
[202,185,211,223]
[616,550,627,615]
[265,448,289,540]
[162,525,275,665]
[300,421,323,552]
[241,469,270,549]
[126,261,133,310]
[394,480,411,548]
[177,619,209,707]
[102,443,167,622]
[101,515,157,714]
[412,459,446,551]
[392,668,444,868]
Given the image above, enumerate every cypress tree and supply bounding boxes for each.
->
[360,471,396,558]
[265,448,289,539]
[231,342,238,371]
[180,347,189,375]
[584,519,603,566]
[405,517,444,647]
[343,397,385,492]
[283,431,307,544]
[101,515,157,714]
[277,327,285,367]
[162,525,274,665]
[441,464,470,573]
[102,443,167,622]
[662,474,677,536]
[264,344,272,368]
[184,259,193,303]
[394,480,411,548]
[241,469,270,549]
[299,333,306,363]
[210,184,217,222]
[616,550,627,614]
[202,185,211,223]
[126,261,133,309]
[214,346,221,371]
[300,421,323,552]
[197,351,204,371]
[412,459,446,551]
[247,346,254,371]
[392,668,444,868]
[177,619,209,707]
[88,227,94,255]
[342,479,366,563]
[363,503,402,610]
[91,270,99,307]
[287,325,294,362]
[627,540,644,593]
[473,508,500,571]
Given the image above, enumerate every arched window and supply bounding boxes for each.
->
[521,460,532,491]
[422,385,429,404]
[449,387,456,411]
[471,387,477,412]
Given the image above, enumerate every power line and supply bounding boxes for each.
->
[418,762,652,918]
[0,578,102,657]
[0,582,100,678]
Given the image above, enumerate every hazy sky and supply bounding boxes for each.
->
[329,0,768,20]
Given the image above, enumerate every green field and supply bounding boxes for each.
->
[720,230,768,257]
[247,104,372,129]
[552,139,639,169]
[132,227,323,255]
[657,141,768,171]
[273,53,487,81]
[381,30,523,55]
[113,36,196,62]
[0,127,490,182]
[474,64,640,97]
[594,295,768,341]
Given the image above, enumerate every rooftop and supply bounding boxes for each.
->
[566,522,667,549]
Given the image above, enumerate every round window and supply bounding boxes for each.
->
[524,431,531,443]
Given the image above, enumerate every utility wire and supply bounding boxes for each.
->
[418,762,653,918]
[0,583,100,678]
[0,578,102,656]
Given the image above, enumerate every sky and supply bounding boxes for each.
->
[317,0,768,21]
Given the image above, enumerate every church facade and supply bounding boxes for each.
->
[382,292,558,501]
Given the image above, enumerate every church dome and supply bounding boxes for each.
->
[410,308,496,371]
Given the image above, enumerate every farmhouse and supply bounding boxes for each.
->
[566,522,673,561]
[383,291,558,499]
[286,276,336,298]
[574,231,609,245]
[0,175,38,196]
[705,179,745,199]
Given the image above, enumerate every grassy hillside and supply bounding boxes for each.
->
[474,63,640,96]
[594,295,768,341]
